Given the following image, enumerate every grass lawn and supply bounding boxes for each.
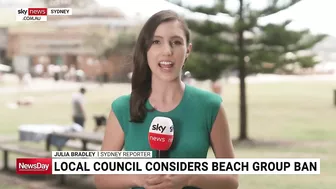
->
[0,185,25,189]
[0,79,335,189]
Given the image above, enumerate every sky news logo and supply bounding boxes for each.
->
[16,8,72,21]
[16,158,52,174]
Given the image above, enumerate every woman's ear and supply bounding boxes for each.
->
[186,43,192,58]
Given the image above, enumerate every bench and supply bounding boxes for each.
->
[64,140,101,151]
[47,131,103,151]
[0,143,51,171]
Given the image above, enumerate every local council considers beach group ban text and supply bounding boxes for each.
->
[51,152,320,174]
[53,159,319,173]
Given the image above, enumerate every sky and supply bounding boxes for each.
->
[96,0,336,37]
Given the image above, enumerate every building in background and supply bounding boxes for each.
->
[5,3,141,82]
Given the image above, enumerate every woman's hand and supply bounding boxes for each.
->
[133,174,151,188]
[144,174,191,189]
[145,175,165,187]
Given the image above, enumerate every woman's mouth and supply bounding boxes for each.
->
[158,61,174,70]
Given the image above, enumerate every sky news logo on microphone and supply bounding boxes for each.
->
[16,158,52,174]
[148,117,174,151]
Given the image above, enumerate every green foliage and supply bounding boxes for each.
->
[187,20,233,35]
[169,0,327,140]
[185,52,231,81]
[179,0,233,16]
[296,55,320,68]
[184,29,236,81]
[256,0,301,17]
[249,21,327,73]
[168,0,327,79]
[178,1,237,81]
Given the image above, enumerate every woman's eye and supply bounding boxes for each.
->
[152,40,160,44]
[173,41,182,45]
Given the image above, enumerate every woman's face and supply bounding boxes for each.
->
[147,20,192,82]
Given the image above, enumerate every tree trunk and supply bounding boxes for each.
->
[238,0,248,140]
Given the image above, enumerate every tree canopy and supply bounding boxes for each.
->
[168,0,327,140]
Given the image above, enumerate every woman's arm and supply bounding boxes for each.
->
[94,111,145,189]
[187,104,239,189]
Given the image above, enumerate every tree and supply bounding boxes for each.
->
[183,19,236,83]
[248,21,327,74]
[169,0,326,141]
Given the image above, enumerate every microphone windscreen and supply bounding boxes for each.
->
[148,116,174,151]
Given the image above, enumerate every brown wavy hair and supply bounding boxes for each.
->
[130,10,191,123]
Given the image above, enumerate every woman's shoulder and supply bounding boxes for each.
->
[111,94,131,111]
[186,85,223,132]
[113,94,131,103]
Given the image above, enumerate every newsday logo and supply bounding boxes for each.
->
[16,158,52,175]
[19,162,49,170]
[16,8,72,21]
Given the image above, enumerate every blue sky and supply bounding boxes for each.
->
[97,0,336,37]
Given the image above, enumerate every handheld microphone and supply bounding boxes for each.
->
[148,116,174,158]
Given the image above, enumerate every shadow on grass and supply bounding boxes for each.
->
[232,138,295,148]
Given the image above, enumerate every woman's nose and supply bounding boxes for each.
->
[161,43,173,56]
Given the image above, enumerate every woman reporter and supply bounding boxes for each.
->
[94,10,238,189]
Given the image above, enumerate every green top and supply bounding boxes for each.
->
[111,84,222,189]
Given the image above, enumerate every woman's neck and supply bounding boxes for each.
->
[149,78,185,109]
